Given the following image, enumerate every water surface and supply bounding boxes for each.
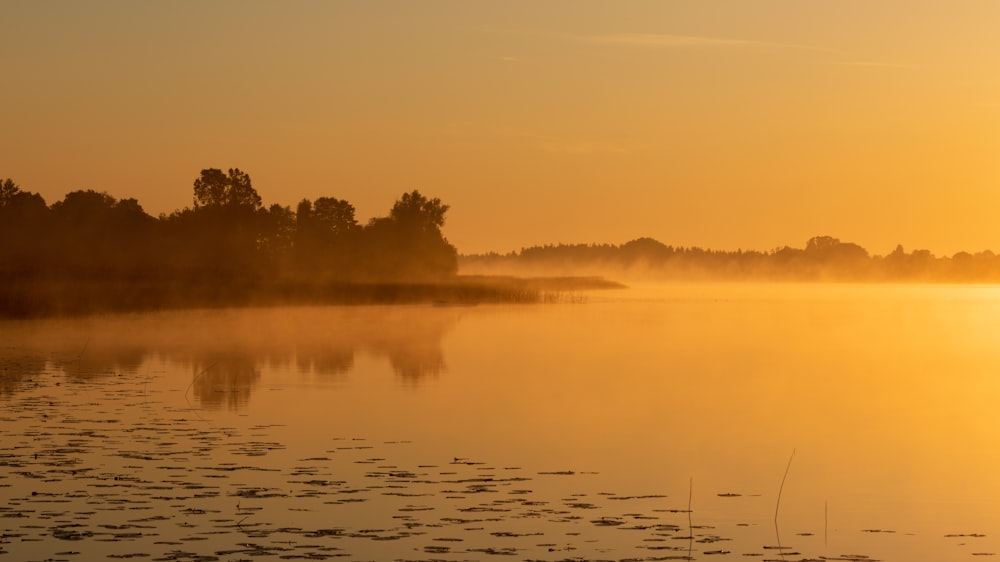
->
[2,283,999,560]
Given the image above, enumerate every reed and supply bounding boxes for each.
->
[774,448,796,525]
[687,476,694,560]
[773,448,797,553]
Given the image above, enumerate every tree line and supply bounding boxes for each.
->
[0,170,460,315]
[6,168,1000,316]
[462,235,1000,282]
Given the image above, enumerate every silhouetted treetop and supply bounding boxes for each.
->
[312,197,359,235]
[0,177,47,232]
[389,190,449,232]
[0,178,21,203]
[0,190,47,215]
[49,190,152,228]
[0,178,47,218]
[52,189,117,219]
[193,168,262,210]
[803,235,868,262]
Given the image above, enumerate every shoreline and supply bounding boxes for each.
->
[0,274,625,319]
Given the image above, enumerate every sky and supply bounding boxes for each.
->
[1,1,998,256]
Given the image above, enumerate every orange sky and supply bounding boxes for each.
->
[2,1,997,256]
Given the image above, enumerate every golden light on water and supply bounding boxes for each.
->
[4,285,1000,559]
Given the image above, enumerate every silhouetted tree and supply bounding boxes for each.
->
[360,190,457,280]
[0,178,20,203]
[51,189,118,219]
[801,235,869,278]
[0,181,47,222]
[0,180,50,279]
[293,196,361,276]
[0,191,47,218]
[389,190,449,232]
[257,203,296,269]
[620,237,674,267]
[47,190,156,276]
[883,244,932,279]
[175,169,267,280]
[314,197,359,235]
[193,168,262,210]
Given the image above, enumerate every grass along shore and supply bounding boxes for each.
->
[0,274,625,318]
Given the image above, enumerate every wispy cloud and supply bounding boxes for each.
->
[585,32,836,54]
[499,129,635,155]
[587,33,925,72]
[452,126,638,155]
[829,61,919,70]
[536,140,630,155]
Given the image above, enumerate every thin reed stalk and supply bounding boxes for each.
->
[687,476,694,559]
[774,449,796,525]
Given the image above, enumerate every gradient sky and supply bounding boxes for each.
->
[2,1,997,255]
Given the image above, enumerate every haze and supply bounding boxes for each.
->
[2,1,998,255]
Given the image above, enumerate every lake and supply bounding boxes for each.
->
[2,283,999,561]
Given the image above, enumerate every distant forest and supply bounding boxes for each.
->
[462,236,1000,282]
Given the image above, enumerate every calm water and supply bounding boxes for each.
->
[2,283,999,561]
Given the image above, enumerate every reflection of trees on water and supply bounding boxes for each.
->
[0,306,462,405]
[295,347,355,377]
[189,357,261,410]
[287,308,456,383]
[0,354,47,398]
[0,341,144,398]
[355,308,454,383]
[381,342,446,383]
[60,346,145,379]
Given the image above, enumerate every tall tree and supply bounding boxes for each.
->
[389,190,449,232]
[313,197,358,236]
[193,168,262,210]
[293,197,360,276]
[0,178,21,204]
[50,189,118,222]
[47,190,156,275]
[257,203,296,268]
[0,179,49,278]
[360,190,457,280]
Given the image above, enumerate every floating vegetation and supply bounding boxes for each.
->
[0,347,989,562]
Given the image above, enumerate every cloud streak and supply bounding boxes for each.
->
[536,140,630,155]
[499,129,636,155]
[828,61,919,70]
[585,32,836,54]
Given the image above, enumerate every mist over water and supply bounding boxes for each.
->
[0,305,459,402]
[2,284,1000,560]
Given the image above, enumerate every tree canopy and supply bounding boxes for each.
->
[0,170,458,300]
[193,168,262,210]
[389,190,449,232]
[0,178,21,203]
